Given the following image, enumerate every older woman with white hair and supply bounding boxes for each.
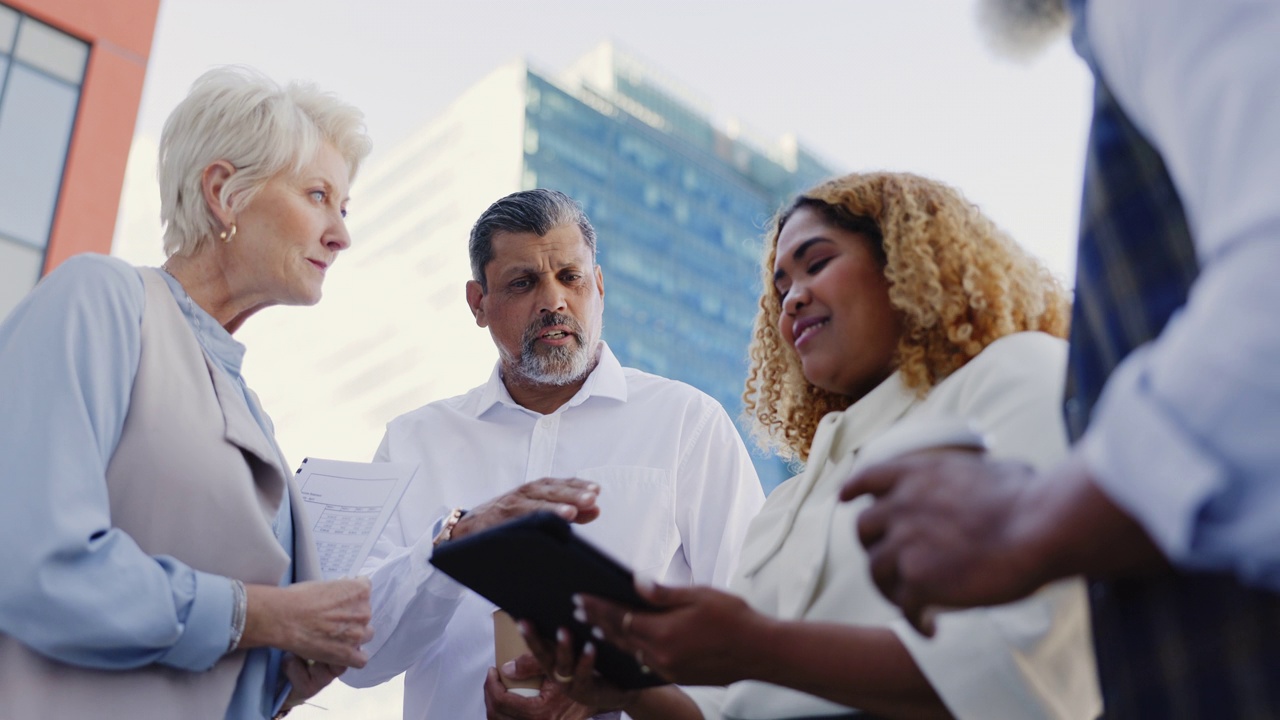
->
[0,67,374,720]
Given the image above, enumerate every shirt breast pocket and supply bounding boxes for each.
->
[573,465,677,576]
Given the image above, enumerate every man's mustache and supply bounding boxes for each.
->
[522,313,583,350]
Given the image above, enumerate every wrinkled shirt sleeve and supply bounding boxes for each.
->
[674,401,765,588]
[0,255,233,671]
[340,430,466,687]
[1078,0,1280,589]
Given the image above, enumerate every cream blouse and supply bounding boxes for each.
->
[683,332,1101,720]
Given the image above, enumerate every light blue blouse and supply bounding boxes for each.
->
[0,254,294,719]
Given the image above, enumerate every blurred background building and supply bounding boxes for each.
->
[249,42,833,490]
[0,0,159,317]
[541,44,833,488]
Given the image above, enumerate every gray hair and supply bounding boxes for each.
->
[975,0,1071,61]
[469,189,597,290]
[158,66,372,257]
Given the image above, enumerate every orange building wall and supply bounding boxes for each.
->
[6,0,160,273]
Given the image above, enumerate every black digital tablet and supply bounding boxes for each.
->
[429,511,667,689]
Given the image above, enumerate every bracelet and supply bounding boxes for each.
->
[227,579,247,653]
[433,507,467,547]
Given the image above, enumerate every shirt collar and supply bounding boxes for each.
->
[473,341,628,418]
[820,370,919,461]
[157,267,247,378]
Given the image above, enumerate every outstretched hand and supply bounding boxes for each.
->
[454,478,601,541]
[840,449,1047,634]
[577,579,773,687]
[843,450,1168,634]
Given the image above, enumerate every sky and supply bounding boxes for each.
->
[112,1,1092,716]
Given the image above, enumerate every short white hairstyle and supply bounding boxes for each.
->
[158,66,373,257]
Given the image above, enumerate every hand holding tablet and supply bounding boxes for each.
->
[430,511,667,689]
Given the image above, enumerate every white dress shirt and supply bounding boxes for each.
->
[1076,0,1280,589]
[684,333,1100,719]
[341,342,764,719]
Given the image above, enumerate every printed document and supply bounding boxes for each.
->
[295,457,416,579]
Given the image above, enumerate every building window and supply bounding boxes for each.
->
[0,4,88,309]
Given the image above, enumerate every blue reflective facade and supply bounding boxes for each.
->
[521,65,833,491]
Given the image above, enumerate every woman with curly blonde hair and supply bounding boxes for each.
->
[521,172,1100,720]
[747,171,1070,461]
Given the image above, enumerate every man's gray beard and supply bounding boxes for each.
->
[976,0,1071,61]
[517,335,598,386]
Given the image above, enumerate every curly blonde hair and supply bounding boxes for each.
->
[743,172,1070,461]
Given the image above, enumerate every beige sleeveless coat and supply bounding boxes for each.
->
[0,268,320,720]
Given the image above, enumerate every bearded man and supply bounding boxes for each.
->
[342,189,764,720]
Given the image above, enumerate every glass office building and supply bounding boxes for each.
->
[523,45,834,488]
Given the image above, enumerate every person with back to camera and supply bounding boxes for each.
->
[844,0,1280,716]
[0,66,375,720]
[518,171,1101,719]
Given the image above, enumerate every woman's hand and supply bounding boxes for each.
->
[578,580,774,687]
[241,577,374,668]
[517,623,637,713]
[516,618,720,720]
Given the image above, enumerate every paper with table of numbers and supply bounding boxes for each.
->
[295,457,416,579]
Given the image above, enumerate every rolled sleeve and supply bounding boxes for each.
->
[1079,233,1280,587]
[155,570,235,671]
[1078,349,1227,561]
[1081,0,1280,589]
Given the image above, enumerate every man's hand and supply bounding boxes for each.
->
[276,654,345,714]
[517,624,635,713]
[453,478,600,541]
[241,577,374,667]
[841,450,1045,634]
[483,653,597,720]
[578,580,774,687]
[840,449,1166,635]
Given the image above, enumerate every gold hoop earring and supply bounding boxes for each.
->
[220,223,237,243]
